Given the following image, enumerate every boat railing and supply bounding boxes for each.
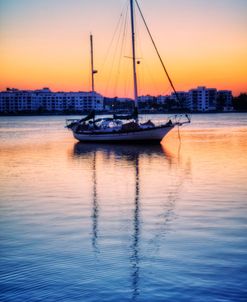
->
[66,118,80,126]
[169,113,191,125]
[65,113,190,128]
[141,114,190,127]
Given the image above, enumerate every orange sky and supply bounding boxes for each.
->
[0,0,246,97]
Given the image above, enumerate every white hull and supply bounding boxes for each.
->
[72,125,174,142]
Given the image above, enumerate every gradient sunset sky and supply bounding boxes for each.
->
[0,0,246,97]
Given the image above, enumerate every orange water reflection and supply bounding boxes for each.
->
[1,126,246,202]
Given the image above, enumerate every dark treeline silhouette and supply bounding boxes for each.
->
[233,93,247,112]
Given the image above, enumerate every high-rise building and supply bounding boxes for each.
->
[187,86,217,112]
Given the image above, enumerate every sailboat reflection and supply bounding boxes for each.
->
[72,142,189,299]
[73,142,170,161]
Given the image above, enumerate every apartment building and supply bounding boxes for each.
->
[0,87,233,114]
[0,88,104,113]
[187,87,217,112]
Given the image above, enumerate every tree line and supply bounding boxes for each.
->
[233,93,247,112]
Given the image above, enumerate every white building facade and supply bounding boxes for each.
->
[187,86,217,112]
[0,88,104,113]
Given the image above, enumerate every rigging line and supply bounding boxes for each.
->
[142,54,160,97]
[105,4,126,96]
[132,5,141,96]
[134,11,143,96]
[121,3,130,96]
[100,0,129,73]
[100,2,129,96]
[113,2,129,97]
[136,24,162,100]
[134,0,183,108]
[134,7,163,121]
[123,5,131,98]
[123,59,131,99]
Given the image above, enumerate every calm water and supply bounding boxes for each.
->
[0,113,247,302]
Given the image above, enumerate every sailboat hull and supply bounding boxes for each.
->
[72,125,174,143]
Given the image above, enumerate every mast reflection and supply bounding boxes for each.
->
[92,151,99,253]
[72,142,189,299]
[130,153,140,300]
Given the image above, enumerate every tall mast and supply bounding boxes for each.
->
[90,34,95,92]
[130,0,138,118]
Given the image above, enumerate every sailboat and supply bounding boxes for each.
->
[66,0,190,143]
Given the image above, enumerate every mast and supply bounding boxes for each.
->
[90,34,95,92]
[130,0,138,120]
[90,34,97,121]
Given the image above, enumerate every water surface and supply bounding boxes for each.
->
[0,114,247,301]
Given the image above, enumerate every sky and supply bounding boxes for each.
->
[0,0,246,97]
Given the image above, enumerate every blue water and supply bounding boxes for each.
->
[0,113,247,301]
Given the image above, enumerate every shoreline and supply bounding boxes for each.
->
[0,111,245,117]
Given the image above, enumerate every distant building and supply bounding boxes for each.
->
[68,91,103,112]
[0,88,40,113]
[138,95,156,103]
[0,86,233,114]
[170,91,187,101]
[103,97,133,112]
[138,95,157,110]
[170,91,188,109]
[0,88,104,114]
[156,95,169,105]
[187,86,217,112]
